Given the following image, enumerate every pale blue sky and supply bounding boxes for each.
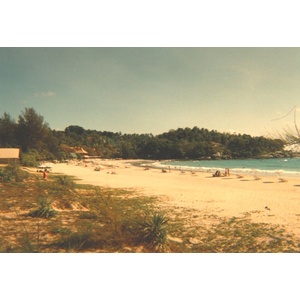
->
[1,47,300,136]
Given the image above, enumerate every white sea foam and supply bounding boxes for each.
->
[149,159,300,178]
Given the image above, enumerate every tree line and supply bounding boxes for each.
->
[0,108,285,165]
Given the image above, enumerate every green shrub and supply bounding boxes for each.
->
[139,211,170,252]
[57,223,93,252]
[20,152,38,167]
[29,197,57,218]
[55,176,76,189]
[0,167,10,182]
[0,163,28,182]
[63,231,91,252]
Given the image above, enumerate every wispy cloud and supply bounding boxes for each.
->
[34,91,56,98]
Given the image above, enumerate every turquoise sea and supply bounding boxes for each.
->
[150,158,300,178]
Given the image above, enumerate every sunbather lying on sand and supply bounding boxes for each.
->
[213,170,223,177]
[213,168,230,177]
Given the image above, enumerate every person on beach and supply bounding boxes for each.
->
[225,168,230,176]
[213,170,221,177]
[43,169,48,181]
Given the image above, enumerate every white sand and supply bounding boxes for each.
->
[51,159,300,236]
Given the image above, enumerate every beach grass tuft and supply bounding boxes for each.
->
[139,211,170,252]
[29,197,57,219]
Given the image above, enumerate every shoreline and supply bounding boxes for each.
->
[152,158,300,179]
[50,159,300,238]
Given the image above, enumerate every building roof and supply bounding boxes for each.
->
[68,147,88,155]
[0,148,20,159]
[74,147,88,154]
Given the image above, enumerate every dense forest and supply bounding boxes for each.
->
[0,108,286,166]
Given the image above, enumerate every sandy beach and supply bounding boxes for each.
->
[51,159,300,237]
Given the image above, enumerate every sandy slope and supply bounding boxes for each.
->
[51,159,300,236]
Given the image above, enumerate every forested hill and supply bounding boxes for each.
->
[0,108,285,165]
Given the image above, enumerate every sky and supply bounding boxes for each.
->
[1,47,300,137]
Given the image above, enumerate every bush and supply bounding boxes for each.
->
[55,176,76,189]
[0,163,28,182]
[56,222,93,252]
[29,197,57,218]
[139,211,170,252]
[20,152,38,167]
[0,167,10,182]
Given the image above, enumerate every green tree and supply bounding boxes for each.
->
[65,125,85,135]
[16,108,52,152]
[0,113,17,147]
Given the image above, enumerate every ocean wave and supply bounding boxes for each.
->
[147,159,300,178]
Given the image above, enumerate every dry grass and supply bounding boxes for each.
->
[0,165,300,253]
